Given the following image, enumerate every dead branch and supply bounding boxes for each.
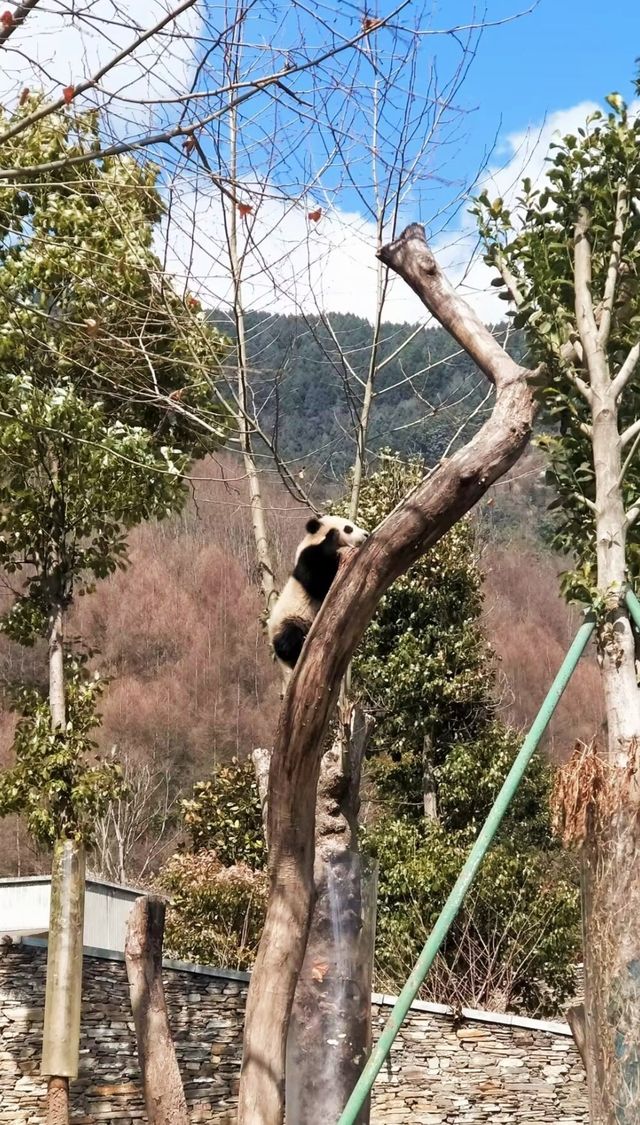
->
[237,222,536,1125]
[125,895,188,1125]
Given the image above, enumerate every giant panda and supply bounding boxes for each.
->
[267,514,369,677]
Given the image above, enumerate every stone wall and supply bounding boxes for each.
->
[0,942,588,1124]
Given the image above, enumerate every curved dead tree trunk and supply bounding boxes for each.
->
[237,223,537,1125]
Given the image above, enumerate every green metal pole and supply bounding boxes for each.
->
[337,613,595,1125]
[625,588,640,631]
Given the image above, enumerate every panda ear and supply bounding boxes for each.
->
[306,517,321,534]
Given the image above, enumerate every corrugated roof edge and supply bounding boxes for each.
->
[0,875,144,896]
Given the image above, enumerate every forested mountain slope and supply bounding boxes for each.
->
[210,310,529,480]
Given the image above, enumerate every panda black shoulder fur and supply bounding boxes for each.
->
[267,514,368,675]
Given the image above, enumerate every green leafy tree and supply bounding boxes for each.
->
[158,761,265,969]
[0,96,228,808]
[474,91,640,1117]
[181,758,265,867]
[350,455,580,1014]
[0,98,228,1116]
[0,655,123,846]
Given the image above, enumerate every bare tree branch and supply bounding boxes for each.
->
[0,0,42,48]
[0,0,199,148]
[612,341,640,401]
[598,182,628,347]
[0,3,411,180]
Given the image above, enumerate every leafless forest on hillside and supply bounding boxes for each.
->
[0,451,603,879]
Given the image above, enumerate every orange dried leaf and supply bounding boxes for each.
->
[362,17,382,31]
[1,10,14,29]
[308,207,322,222]
[19,87,30,105]
[182,137,196,155]
[63,85,75,104]
[237,202,253,217]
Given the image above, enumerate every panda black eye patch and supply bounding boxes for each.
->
[344,524,353,533]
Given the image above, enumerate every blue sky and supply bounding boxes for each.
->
[451,0,639,194]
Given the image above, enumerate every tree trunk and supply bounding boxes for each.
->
[574,208,640,1123]
[48,599,66,731]
[125,895,188,1125]
[43,596,86,1125]
[237,223,535,1125]
[286,707,376,1124]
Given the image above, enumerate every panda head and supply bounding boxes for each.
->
[295,514,368,561]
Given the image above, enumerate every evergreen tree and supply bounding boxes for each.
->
[351,455,580,1014]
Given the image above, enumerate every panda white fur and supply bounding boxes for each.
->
[267,514,368,675]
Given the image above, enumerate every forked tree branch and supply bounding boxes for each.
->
[237,223,536,1125]
[598,183,628,347]
[574,207,611,396]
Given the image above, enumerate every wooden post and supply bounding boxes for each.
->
[125,895,188,1125]
[41,839,86,1125]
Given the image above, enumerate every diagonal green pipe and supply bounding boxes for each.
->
[337,612,596,1125]
[625,588,640,631]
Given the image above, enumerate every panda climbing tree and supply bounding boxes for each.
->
[267,515,369,678]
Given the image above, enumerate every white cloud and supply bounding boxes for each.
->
[163,187,431,323]
[163,100,617,326]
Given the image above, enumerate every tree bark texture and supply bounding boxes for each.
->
[47,1077,70,1125]
[574,208,640,1124]
[125,895,188,1125]
[286,707,375,1124]
[237,223,536,1125]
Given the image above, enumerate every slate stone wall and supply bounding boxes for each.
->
[0,943,588,1123]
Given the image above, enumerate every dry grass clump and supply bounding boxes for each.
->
[552,738,640,846]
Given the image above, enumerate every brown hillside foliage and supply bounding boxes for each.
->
[483,544,604,760]
[0,452,605,876]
